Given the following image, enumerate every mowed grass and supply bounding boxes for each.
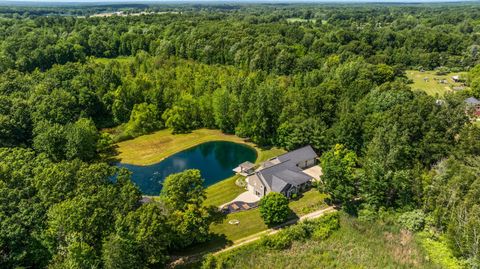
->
[406,70,468,96]
[208,214,439,269]
[210,208,268,242]
[204,175,245,207]
[116,128,259,166]
[286,18,317,23]
[210,189,328,242]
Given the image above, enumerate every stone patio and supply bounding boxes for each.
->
[220,190,261,213]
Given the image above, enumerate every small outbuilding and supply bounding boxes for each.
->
[233,161,256,176]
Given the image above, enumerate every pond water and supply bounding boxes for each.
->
[117,141,257,195]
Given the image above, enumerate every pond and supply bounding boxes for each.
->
[117,141,257,195]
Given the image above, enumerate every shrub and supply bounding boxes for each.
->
[397,210,426,232]
[259,224,310,250]
[260,233,293,250]
[358,205,378,222]
[259,192,291,225]
[311,212,340,240]
[260,212,340,250]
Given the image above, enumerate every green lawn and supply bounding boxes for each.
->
[209,189,328,242]
[289,190,329,215]
[204,175,245,207]
[211,208,268,242]
[286,18,317,23]
[406,70,468,96]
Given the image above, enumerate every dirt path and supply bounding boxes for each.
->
[168,206,337,267]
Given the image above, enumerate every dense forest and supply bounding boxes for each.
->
[0,3,480,269]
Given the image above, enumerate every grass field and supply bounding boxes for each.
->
[406,70,468,96]
[206,214,440,269]
[204,175,245,207]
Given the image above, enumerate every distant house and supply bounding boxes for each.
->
[246,145,318,198]
[465,97,480,119]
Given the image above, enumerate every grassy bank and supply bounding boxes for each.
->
[116,128,264,166]
[205,214,438,269]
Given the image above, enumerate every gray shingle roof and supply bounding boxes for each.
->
[275,169,312,185]
[239,161,255,170]
[255,145,317,193]
[271,176,289,193]
[277,145,318,163]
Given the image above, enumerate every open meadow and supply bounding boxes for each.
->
[406,70,468,96]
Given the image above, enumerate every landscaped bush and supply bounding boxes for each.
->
[397,209,426,232]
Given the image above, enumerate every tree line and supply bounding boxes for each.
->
[1,5,479,73]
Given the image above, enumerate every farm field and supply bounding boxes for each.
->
[406,70,468,96]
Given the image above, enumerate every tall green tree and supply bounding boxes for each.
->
[320,144,358,206]
[65,118,99,161]
[161,169,205,210]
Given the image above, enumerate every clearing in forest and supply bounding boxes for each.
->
[406,70,468,96]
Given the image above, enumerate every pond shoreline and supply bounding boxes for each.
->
[116,129,259,166]
[117,140,257,196]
